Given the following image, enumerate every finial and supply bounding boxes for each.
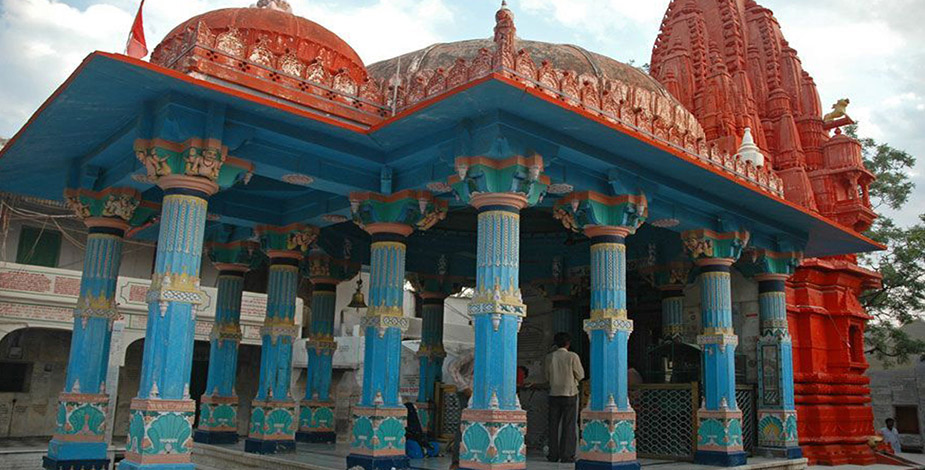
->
[253,0,292,13]
[737,127,764,167]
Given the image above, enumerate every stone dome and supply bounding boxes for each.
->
[369,38,669,97]
[151,1,368,90]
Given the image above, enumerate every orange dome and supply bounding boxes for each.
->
[152,2,369,97]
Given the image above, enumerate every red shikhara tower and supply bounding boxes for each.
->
[651,0,880,465]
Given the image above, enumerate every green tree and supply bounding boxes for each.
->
[846,125,925,366]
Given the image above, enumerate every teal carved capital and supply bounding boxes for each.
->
[640,260,692,289]
[302,246,360,283]
[410,273,468,298]
[681,229,750,262]
[449,155,549,207]
[738,248,803,277]
[349,190,447,233]
[64,187,159,229]
[553,190,647,234]
[256,223,319,256]
[207,240,261,270]
[133,137,254,189]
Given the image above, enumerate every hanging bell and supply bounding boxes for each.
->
[348,278,367,309]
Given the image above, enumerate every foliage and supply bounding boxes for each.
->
[846,125,925,366]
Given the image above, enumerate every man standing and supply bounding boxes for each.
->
[881,418,902,454]
[544,332,585,463]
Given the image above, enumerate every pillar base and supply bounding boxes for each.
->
[348,405,407,468]
[297,399,335,443]
[757,409,799,452]
[693,450,747,467]
[118,460,193,470]
[196,395,238,443]
[755,446,803,459]
[578,409,637,467]
[296,431,336,443]
[575,460,640,470]
[458,408,527,470]
[345,453,410,470]
[193,430,238,444]
[43,456,109,470]
[243,437,296,454]
[245,399,296,454]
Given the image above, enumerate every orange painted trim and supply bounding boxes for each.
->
[558,190,646,207]
[255,222,316,234]
[0,52,883,253]
[212,262,251,273]
[471,192,529,210]
[157,174,219,195]
[366,222,414,237]
[584,225,633,238]
[682,228,751,242]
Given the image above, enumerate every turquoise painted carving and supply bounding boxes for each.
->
[459,420,527,464]
[351,416,374,449]
[126,409,194,456]
[698,417,743,449]
[578,418,635,455]
[249,407,265,435]
[56,400,106,436]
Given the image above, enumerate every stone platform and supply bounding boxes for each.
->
[191,442,813,470]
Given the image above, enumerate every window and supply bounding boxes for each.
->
[895,405,920,434]
[16,225,61,267]
[0,362,31,392]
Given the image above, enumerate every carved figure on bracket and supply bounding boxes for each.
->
[823,98,851,123]
[102,194,139,221]
[185,147,224,180]
[66,196,91,219]
[137,148,171,179]
[683,235,714,259]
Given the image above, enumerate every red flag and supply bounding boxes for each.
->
[125,0,147,58]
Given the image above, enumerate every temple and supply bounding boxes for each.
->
[0,0,883,469]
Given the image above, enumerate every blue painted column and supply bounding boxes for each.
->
[45,187,153,470]
[347,190,446,470]
[459,192,529,470]
[194,240,258,445]
[298,248,358,444]
[578,227,639,470]
[660,287,685,341]
[416,291,447,435]
[554,190,647,470]
[121,176,217,470]
[683,228,750,467]
[743,249,802,458]
[246,224,317,454]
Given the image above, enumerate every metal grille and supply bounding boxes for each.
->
[630,384,697,460]
[735,386,758,455]
[442,391,462,437]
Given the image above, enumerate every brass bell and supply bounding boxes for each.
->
[348,278,367,310]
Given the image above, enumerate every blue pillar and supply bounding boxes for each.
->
[194,241,255,445]
[553,190,647,470]
[121,176,216,470]
[45,216,128,470]
[694,258,747,466]
[458,193,528,470]
[298,248,358,444]
[660,287,685,341]
[577,226,639,470]
[755,273,801,458]
[346,190,446,470]
[416,293,446,434]
[347,224,412,470]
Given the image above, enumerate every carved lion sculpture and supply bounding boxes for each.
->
[823,98,851,123]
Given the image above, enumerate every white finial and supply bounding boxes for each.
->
[738,128,764,167]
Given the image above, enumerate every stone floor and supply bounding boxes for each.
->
[195,442,812,470]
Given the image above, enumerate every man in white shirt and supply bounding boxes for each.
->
[543,332,585,462]
[881,418,902,454]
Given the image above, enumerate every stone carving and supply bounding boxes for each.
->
[823,98,851,123]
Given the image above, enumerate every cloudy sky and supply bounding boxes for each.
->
[1,0,923,225]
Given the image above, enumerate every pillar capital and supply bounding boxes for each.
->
[256,223,319,260]
[411,272,467,300]
[682,228,750,262]
[738,248,803,279]
[350,190,447,235]
[554,190,647,235]
[449,155,549,207]
[64,187,159,233]
[134,137,254,193]
[304,247,360,285]
[207,240,260,273]
[641,260,692,290]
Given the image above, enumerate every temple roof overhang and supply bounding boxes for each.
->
[0,52,883,259]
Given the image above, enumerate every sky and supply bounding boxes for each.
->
[0,0,923,226]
